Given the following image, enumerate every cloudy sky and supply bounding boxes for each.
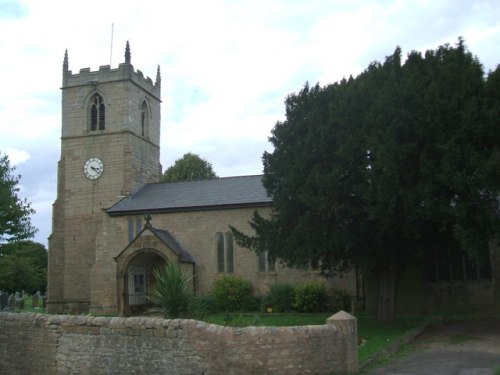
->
[1,0,499,247]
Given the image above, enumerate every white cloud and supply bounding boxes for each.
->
[4,147,30,165]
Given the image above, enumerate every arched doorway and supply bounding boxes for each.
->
[115,224,196,316]
[123,250,166,315]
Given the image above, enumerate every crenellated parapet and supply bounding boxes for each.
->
[62,42,161,100]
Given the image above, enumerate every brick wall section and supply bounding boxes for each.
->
[0,311,357,375]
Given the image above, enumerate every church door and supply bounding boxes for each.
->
[127,266,147,306]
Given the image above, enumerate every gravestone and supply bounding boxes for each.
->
[15,292,24,310]
[32,291,40,309]
[0,292,8,310]
[8,294,15,310]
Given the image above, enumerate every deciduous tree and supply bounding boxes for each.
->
[0,152,36,242]
[0,241,47,294]
[161,152,217,182]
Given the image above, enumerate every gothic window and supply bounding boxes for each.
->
[216,233,224,272]
[216,231,234,273]
[140,101,149,138]
[135,218,142,235]
[225,232,234,273]
[258,251,276,273]
[127,218,143,243]
[90,94,105,131]
[128,220,134,243]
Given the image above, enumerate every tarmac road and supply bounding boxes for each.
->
[362,317,500,375]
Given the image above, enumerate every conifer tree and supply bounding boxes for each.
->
[232,40,499,322]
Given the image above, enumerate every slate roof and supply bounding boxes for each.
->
[107,175,272,216]
[149,227,196,263]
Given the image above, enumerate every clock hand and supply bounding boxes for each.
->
[91,166,101,173]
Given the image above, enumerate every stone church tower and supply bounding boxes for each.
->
[47,43,162,313]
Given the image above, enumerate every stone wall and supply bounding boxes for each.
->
[0,311,357,375]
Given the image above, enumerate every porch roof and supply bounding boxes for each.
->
[149,227,196,264]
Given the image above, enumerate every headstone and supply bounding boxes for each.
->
[32,291,40,309]
[0,292,8,310]
[15,292,24,310]
[8,294,15,310]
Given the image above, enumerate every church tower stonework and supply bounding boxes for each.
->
[47,43,161,314]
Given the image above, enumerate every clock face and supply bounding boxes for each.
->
[83,157,104,180]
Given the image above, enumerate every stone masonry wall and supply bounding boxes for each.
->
[0,311,357,375]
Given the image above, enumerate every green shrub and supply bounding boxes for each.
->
[148,262,193,318]
[192,294,218,317]
[211,275,254,312]
[241,294,261,312]
[294,281,327,313]
[264,283,295,312]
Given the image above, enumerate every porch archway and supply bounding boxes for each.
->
[118,248,166,315]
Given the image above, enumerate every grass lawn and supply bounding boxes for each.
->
[203,312,430,365]
[356,313,430,364]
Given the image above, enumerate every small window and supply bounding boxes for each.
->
[135,219,142,235]
[90,94,105,131]
[127,217,143,243]
[258,251,275,272]
[140,101,149,138]
[225,232,234,273]
[128,219,134,243]
[216,232,224,273]
[216,231,234,273]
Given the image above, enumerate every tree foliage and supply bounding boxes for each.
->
[232,39,499,322]
[161,152,218,182]
[0,241,47,294]
[0,152,37,242]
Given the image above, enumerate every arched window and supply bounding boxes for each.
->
[216,231,234,273]
[216,232,224,273]
[225,232,234,273]
[90,94,105,131]
[258,250,276,273]
[127,217,142,243]
[140,101,149,138]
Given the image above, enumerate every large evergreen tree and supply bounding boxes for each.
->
[232,40,499,322]
[0,152,36,242]
[161,152,218,182]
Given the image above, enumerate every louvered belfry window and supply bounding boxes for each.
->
[90,94,105,131]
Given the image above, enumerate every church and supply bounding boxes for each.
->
[47,43,499,316]
[46,43,356,315]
